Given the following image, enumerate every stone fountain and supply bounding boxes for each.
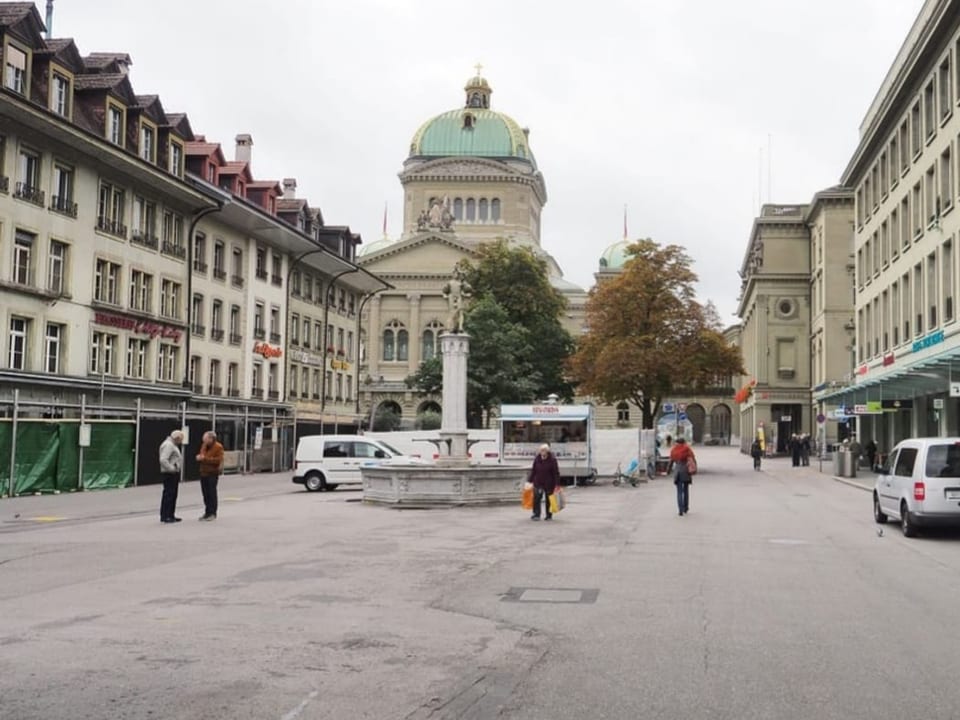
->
[361,271,527,506]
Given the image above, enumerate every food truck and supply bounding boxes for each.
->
[498,403,597,484]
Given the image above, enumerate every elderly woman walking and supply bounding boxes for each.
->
[528,443,560,521]
[669,437,696,516]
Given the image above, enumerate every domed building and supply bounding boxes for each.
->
[357,71,586,427]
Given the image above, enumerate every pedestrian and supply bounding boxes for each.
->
[791,434,801,467]
[159,430,184,523]
[865,438,877,471]
[669,437,696,516]
[800,434,811,467]
[528,443,560,521]
[196,430,225,521]
[849,436,863,469]
[750,435,763,471]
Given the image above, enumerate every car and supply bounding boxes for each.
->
[293,435,424,492]
[873,437,960,537]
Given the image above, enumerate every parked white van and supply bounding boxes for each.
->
[873,437,960,537]
[293,435,419,491]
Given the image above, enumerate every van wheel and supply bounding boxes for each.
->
[873,494,888,524]
[304,472,326,492]
[901,501,918,537]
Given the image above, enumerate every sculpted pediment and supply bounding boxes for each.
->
[401,157,521,180]
[357,234,480,275]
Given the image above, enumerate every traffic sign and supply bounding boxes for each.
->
[678,411,687,422]
[816,413,826,424]
[662,402,674,413]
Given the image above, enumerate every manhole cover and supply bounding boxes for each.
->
[501,587,599,604]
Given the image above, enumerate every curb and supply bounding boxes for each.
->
[833,476,872,492]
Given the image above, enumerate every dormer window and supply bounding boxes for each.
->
[139,123,155,162]
[463,113,474,129]
[50,71,71,117]
[4,44,27,94]
[107,103,125,146]
[169,141,183,176]
[207,163,216,183]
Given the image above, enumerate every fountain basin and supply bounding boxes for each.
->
[362,463,527,507]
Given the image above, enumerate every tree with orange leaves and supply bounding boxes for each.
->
[567,239,743,429]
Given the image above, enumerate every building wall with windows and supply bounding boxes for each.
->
[830,0,960,450]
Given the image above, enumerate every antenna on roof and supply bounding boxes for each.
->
[45,0,54,38]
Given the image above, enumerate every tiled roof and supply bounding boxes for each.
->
[278,198,308,212]
[0,3,34,27]
[74,73,127,91]
[184,141,222,156]
[248,180,282,191]
[83,52,132,70]
[134,94,158,108]
[218,161,249,175]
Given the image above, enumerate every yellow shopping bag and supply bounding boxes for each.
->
[548,491,561,514]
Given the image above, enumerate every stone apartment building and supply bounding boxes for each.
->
[823,0,960,450]
[0,3,386,489]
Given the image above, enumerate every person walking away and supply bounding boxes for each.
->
[159,430,184,523]
[197,431,225,521]
[669,437,696,516]
[790,434,801,467]
[750,436,763,471]
[528,443,560,521]
[849,436,863,469]
[865,438,877,471]
[800,434,811,466]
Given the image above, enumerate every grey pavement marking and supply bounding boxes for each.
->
[501,587,600,604]
[279,689,318,720]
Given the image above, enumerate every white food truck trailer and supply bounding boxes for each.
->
[498,403,597,484]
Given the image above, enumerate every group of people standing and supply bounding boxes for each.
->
[158,429,225,523]
[788,434,813,467]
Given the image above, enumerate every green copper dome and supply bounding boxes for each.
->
[408,73,535,165]
[598,240,633,270]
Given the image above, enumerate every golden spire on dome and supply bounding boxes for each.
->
[464,64,491,109]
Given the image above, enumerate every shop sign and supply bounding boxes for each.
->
[934,398,945,410]
[328,359,352,371]
[882,353,895,367]
[253,341,283,359]
[912,329,945,353]
[854,402,882,415]
[94,311,183,342]
[880,399,913,410]
[289,348,322,366]
[856,365,868,376]
[951,382,960,397]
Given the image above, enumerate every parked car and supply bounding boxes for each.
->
[293,435,423,491]
[873,437,960,537]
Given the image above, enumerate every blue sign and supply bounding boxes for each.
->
[662,402,675,413]
[678,411,687,422]
[913,329,945,353]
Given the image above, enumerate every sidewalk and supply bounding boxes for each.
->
[756,452,874,492]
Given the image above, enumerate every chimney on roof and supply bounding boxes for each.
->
[45,0,54,39]
[235,134,253,164]
[282,178,297,200]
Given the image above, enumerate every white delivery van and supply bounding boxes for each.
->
[498,403,597,484]
[874,437,960,537]
[293,435,416,491]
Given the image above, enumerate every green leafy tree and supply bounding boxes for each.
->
[459,241,576,401]
[567,239,744,429]
[404,356,442,396]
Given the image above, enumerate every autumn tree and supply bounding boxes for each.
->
[567,239,743,429]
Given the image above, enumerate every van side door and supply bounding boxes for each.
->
[892,446,919,512]
[322,441,353,483]
[878,449,898,514]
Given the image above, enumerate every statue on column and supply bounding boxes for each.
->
[442,268,472,333]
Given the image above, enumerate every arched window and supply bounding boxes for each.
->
[397,329,409,361]
[454,198,463,220]
[382,329,395,361]
[422,329,434,361]
[466,198,476,221]
[616,401,630,423]
[478,198,488,222]
[491,198,501,221]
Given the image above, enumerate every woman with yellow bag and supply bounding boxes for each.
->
[528,443,560,521]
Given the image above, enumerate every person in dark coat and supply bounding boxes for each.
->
[865,439,877,470]
[528,443,560,521]
[750,436,763,471]
[791,434,801,467]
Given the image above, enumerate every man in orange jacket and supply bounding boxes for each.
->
[196,430,224,521]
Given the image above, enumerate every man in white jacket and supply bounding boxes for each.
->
[159,430,184,523]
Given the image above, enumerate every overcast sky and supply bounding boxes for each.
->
[52,0,925,321]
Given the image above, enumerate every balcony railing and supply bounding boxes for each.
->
[14,182,44,206]
[161,241,186,259]
[253,328,265,340]
[255,269,268,280]
[210,385,222,396]
[96,216,127,239]
[269,332,281,343]
[211,329,224,342]
[229,332,242,345]
[228,388,240,398]
[49,195,78,218]
[131,231,159,250]
[0,175,8,193]
[267,390,280,400]
[213,268,226,281]
[271,274,282,287]
[191,324,205,337]
[231,274,244,287]
[193,260,208,274]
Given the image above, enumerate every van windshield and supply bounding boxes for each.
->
[924,443,960,478]
[376,441,403,456]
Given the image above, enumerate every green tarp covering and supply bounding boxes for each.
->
[2,421,134,495]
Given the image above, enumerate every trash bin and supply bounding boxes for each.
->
[841,450,857,478]
[833,450,843,476]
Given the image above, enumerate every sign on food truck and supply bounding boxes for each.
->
[498,403,596,482]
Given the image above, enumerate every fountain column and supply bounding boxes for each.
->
[438,332,469,463]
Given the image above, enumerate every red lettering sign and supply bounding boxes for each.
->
[857,365,868,376]
[882,353,895,367]
[253,342,283,359]
[532,406,560,414]
[94,311,183,342]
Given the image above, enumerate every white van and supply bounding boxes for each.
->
[293,435,416,491]
[873,437,960,537]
